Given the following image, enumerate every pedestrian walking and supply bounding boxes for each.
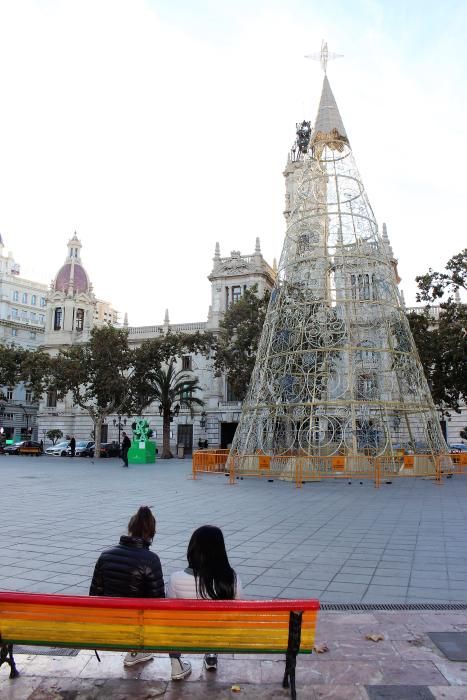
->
[121,431,131,467]
[89,506,191,678]
[168,525,242,672]
[69,436,76,457]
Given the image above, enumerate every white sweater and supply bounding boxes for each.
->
[167,568,243,600]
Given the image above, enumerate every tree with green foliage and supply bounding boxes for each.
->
[20,349,54,400]
[130,332,212,458]
[408,249,467,417]
[0,345,53,404]
[213,285,270,400]
[416,248,466,302]
[0,344,23,395]
[46,428,63,445]
[144,362,204,458]
[51,326,134,458]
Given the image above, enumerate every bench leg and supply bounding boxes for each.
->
[282,652,297,699]
[282,611,302,700]
[0,644,19,678]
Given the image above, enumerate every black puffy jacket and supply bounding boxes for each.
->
[89,535,165,598]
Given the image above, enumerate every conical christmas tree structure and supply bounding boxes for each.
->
[229,72,447,471]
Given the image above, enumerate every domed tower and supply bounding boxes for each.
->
[43,233,96,349]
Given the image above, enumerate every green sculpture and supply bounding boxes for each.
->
[128,418,157,464]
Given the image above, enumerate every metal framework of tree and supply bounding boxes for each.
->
[230,70,446,466]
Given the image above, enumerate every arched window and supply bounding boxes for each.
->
[76,308,84,331]
[54,307,62,331]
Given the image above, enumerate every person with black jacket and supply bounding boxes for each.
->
[121,431,131,467]
[89,506,191,679]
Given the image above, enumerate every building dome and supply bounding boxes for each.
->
[54,262,89,294]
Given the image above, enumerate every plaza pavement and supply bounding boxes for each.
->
[2,456,467,698]
[1,455,467,603]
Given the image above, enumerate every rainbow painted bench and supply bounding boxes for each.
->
[0,592,319,699]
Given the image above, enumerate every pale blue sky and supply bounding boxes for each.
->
[0,0,465,324]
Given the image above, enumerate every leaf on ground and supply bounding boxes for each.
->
[231,685,241,692]
[365,633,384,642]
[313,642,329,653]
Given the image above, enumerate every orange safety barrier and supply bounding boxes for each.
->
[194,452,461,489]
[297,454,380,488]
[192,450,230,478]
[449,453,467,473]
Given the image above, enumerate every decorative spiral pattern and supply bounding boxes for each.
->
[230,138,446,465]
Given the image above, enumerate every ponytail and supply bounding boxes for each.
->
[128,506,156,541]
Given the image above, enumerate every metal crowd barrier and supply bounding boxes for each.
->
[192,451,465,488]
[192,449,230,478]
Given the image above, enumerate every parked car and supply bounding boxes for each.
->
[45,441,70,456]
[4,440,42,456]
[449,444,467,453]
[91,442,121,458]
[67,440,95,457]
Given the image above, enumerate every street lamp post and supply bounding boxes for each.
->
[113,416,127,446]
[18,403,30,439]
[0,397,6,449]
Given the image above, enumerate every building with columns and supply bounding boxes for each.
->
[0,235,48,441]
[37,235,276,452]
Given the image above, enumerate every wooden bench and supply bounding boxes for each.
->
[0,592,319,699]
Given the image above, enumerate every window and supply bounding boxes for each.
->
[357,373,378,399]
[40,297,46,307]
[11,328,17,337]
[232,286,241,303]
[21,310,28,321]
[180,383,192,405]
[25,390,32,403]
[11,308,19,319]
[4,413,14,421]
[22,292,28,303]
[29,331,36,340]
[7,388,13,400]
[31,295,36,305]
[12,290,19,301]
[46,389,57,408]
[182,355,192,371]
[297,233,310,256]
[39,314,45,325]
[76,308,84,331]
[30,312,37,323]
[350,273,372,301]
[54,307,62,330]
[226,380,240,402]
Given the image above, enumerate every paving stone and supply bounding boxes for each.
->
[366,687,435,700]
[2,456,467,610]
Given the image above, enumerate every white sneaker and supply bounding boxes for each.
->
[171,657,192,680]
[123,651,155,667]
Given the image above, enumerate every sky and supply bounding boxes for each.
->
[0,0,465,326]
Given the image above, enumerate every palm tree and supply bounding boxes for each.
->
[151,361,204,459]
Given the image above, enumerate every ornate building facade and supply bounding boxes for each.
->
[1,94,465,452]
[37,236,276,452]
[0,235,48,440]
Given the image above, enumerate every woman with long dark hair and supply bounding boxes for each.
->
[90,506,191,680]
[168,525,242,671]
